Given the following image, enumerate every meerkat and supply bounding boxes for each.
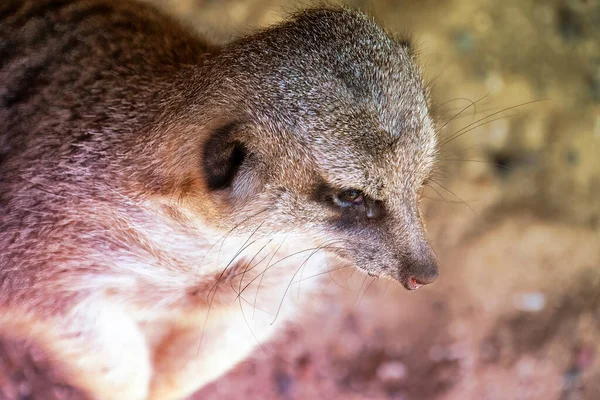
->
[0,0,440,399]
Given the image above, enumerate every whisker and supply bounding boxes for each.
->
[431,96,483,113]
[440,114,517,148]
[294,264,353,286]
[425,184,454,213]
[439,99,546,148]
[293,240,351,298]
[237,286,271,357]
[325,260,354,291]
[235,241,348,301]
[437,104,512,117]
[438,158,513,171]
[295,242,354,298]
[197,234,261,354]
[357,275,378,308]
[196,211,269,353]
[270,244,336,325]
[207,219,267,302]
[355,275,369,306]
[233,241,277,279]
[381,280,392,297]
[436,93,489,132]
[194,208,269,285]
[429,179,476,214]
[234,239,273,294]
[207,239,259,302]
[422,196,478,204]
[234,241,280,359]
[253,237,288,319]
[423,70,444,93]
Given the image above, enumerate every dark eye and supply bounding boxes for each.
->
[335,189,364,207]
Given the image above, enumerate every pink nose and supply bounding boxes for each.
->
[407,272,438,290]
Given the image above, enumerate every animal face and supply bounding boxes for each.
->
[196,8,439,290]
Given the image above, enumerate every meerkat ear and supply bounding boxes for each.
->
[202,123,247,191]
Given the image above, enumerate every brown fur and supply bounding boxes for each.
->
[0,1,440,399]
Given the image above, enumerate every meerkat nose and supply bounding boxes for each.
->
[405,255,439,290]
[408,270,438,290]
[402,232,440,289]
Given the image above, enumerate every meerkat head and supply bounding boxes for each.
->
[179,8,438,290]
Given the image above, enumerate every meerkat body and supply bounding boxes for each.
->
[0,1,440,399]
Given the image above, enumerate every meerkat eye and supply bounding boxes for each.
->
[335,189,364,207]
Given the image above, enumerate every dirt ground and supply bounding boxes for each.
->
[153,0,599,399]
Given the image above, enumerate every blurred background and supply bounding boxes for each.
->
[142,0,600,399]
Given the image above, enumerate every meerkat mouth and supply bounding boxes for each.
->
[404,277,423,291]
[367,270,422,291]
[392,275,424,291]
